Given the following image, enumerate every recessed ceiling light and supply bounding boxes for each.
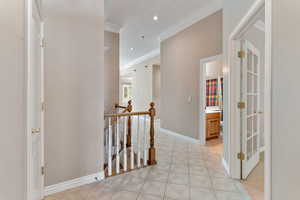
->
[153,16,158,21]
[130,48,134,51]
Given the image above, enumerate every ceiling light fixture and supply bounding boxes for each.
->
[130,48,134,51]
[153,16,158,21]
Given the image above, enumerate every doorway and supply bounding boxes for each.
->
[27,0,45,199]
[227,1,271,200]
[199,54,223,147]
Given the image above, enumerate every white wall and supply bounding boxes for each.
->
[206,59,223,79]
[123,56,160,112]
[0,1,26,199]
[44,0,104,186]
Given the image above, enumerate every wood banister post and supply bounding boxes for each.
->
[148,102,157,165]
[127,100,132,148]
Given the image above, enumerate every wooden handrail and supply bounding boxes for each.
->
[115,100,133,113]
[105,111,150,118]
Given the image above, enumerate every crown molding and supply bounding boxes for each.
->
[254,20,265,32]
[158,0,223,41]
[122,48,160,70]
[105,22,121,33]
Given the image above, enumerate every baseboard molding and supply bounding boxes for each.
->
[44,171,104,196]
[222,158,230,175]
[160,128,200,144]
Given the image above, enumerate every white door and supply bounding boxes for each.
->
[28,1,44,199]
[240,40,261,179]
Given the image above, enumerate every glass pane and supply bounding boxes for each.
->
[253,115,258,133]
[247,73,252,93]
[247,95,252,115]
[254,54,258,73]
[253,135,258,154]
[254,75,258,93]
[247,138,253,160]
[247,117,252,138]
[253,95,258,114]
[247,49,253,71]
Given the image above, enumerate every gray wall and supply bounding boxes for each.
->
[152,65,161,118]
[104,31,119,114]
[0,1,26,199]
[160,10,222,139]
[44,0,104,186]
[272,1,300,199]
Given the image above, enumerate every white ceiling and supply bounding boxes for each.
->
[105,0,223,68]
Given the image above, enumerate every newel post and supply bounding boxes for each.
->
[148,102,157,165]
[127,100,133,147]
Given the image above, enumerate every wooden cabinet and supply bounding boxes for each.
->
[206,112,221,140]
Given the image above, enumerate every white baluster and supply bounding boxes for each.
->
[130,116,134,170]
[123,117,127,171]
[116,117,120,174]
[143,115,147,166]
[108,118,112,176]
[137,116,141,168]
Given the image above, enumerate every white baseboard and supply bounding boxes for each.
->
[160,128,200,144]
[44,171,104,196]
[222,158,230,175]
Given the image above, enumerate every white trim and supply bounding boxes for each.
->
[254,20,265,32]
[158,0,222,41]
[122,48,160,70]
[160,128,201,144]
[199,55,223,145]
[227,0,272,200]
[105,22,121,33]
[44,171,105,196]
[222,157,230,175]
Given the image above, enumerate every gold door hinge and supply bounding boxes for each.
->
[237,152,245,160]
[238,50,245,58]
[238,102,246,109]
[41,166,45,175]
[40,38,46,48]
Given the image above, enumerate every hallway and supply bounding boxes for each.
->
[45,131,251,200]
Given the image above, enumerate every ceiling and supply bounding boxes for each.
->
[105,0,222,68]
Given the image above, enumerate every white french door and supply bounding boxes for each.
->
[240,40,261,179]
[28,1,44,199]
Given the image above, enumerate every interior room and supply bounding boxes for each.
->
[201,56,224,155]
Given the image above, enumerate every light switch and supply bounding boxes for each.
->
[188,96,192,103]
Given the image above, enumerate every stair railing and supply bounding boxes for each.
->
[104,102,157,177]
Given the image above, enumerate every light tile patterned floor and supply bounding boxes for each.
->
[45,131,251,200]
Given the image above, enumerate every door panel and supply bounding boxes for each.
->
[241,40,261,179]
[29,1,44,199]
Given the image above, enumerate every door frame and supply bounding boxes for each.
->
[227,0,272,200]
[199,54,223,145]
[26,0,45,199]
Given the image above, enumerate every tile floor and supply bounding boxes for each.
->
[45,131,252,200]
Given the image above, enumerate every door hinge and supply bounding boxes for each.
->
[237,152,245,160]
[41,166,45,175]
[238,50,245,58]
[40,38,45,48]
[41,102,45,112]
[238,102,246,109]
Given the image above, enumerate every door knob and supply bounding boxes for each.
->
[31,128,41,135]
[258,111,263,114]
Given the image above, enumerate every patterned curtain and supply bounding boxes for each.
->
[206,79,219,106]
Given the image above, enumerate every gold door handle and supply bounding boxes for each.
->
[258,111,263,114]
[31,128,41,135]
